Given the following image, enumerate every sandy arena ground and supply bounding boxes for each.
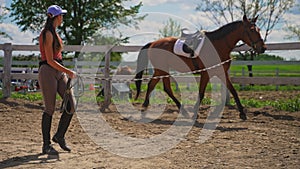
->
[0,90,299,169]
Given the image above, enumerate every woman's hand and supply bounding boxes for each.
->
[67,70,77,79]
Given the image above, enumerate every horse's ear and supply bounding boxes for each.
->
[252,15,259,23]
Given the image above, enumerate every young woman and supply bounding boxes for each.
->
[39,5,76,155]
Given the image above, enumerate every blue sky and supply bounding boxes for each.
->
[1,0,300,60]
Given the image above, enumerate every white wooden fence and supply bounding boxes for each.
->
[1,42,300,106]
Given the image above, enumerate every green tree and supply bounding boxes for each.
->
[9,0,144,47]
[83,32,128,62]
[159,18,181,38]
[0,5,12,40]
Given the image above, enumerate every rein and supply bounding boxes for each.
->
[60,76,84,114]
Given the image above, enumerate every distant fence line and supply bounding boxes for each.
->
[1,42,300,107]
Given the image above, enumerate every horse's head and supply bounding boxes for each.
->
[242,15,266,54]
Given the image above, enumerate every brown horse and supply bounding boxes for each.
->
[134,15,266,120]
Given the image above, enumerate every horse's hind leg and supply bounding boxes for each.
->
[142,75,160,108]
[225,74,246,120]
[162,76,181,109]
[162,76,189,117]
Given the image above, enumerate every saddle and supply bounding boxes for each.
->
[180,28,203,52]
[173,28,204,58]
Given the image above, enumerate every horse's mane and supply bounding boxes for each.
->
[205,21,243,40]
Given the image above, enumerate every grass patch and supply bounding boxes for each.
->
[271,97,300,112]
[10,92,43,101]
[1,84,299,112]
[230,65,300,77]
[233,84,300,91]
[230,96,300,112]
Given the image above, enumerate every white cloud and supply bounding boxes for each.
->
[0,0,9,16]
[124,0,198,8]
[283,12,300,26]
[0,23,37,44]
[175,0,201,11]
[186,12,215,30]
[139,0,181,6]
[267,29,290,43]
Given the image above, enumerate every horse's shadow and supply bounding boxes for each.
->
[144,105,248,132]
[149,118,248,132]
[0,98,42,110]
[0,153,59,168]
[131,104,248,132]
[0,98,21,107]
[252,111,298,121]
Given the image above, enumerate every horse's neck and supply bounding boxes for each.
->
[206,22,244,54]
[225,27,244,51]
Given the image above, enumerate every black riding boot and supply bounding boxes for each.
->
[42,113,58,155]
[52,111,73,152]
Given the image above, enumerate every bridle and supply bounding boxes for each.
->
[222,22,263,52]
[243,23,264,51]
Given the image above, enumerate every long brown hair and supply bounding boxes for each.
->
[42,14,62,53]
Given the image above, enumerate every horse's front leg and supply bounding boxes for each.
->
[225,74,247,120]
[193,73,209,118]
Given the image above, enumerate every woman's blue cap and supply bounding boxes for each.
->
[47,5,67,17]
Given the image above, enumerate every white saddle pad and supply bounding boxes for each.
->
[173,37,205,58]
[173,39,190,57]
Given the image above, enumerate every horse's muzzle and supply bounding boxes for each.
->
[257,45,267,54]
[261,45,267,53]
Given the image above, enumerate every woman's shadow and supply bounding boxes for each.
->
[0,153,59,168]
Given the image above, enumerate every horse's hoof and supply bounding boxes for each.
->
[239,113,247,121]
[141,106,147,112]
[239,108,247,121]
[100,107,106,112]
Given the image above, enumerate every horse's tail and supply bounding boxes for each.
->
[134,42,152,100]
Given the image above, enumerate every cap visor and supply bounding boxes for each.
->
[61,9,67,14]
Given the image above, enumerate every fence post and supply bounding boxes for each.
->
[225,70,230,106]
[240,67,245,90]
[103,48,112,108]
[3,43,13,98]
[276,68,279,91]
[73,58,78,72]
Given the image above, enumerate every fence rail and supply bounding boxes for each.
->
[1,42,300,106]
